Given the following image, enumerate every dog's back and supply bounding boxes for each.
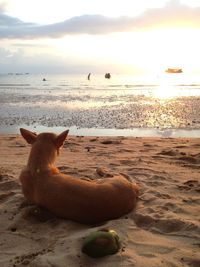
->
[19,128,139,224]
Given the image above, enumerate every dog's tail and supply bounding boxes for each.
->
[132,183,139,197]
[119,173,139,197]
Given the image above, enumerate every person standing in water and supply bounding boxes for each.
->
[87,73,91,80]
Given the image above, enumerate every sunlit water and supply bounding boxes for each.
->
[0,73,200,137]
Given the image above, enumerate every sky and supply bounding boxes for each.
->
[1,0,200,74]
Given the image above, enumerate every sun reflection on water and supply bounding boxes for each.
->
[153,74,181,99]
[144,74,189,128]
[154,84,178,99]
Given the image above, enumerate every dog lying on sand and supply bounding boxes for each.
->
[19,128,139,224]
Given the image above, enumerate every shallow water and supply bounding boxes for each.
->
[1,73,200,136]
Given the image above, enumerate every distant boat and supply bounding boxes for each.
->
[105,73,111,79]
[165,68,183,73]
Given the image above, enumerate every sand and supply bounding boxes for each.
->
[0,133,200,267]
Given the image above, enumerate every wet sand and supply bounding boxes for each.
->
[1,85,200,131]
[0,134,200,267]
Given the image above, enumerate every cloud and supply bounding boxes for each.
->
[0,13,26,26]
[0,0,200,39]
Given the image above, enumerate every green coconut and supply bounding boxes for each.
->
[82,229,121,258]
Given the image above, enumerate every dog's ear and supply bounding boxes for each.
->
[20,128,37,144]
[55,130,69,148]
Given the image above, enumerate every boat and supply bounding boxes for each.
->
[165,68,183,73]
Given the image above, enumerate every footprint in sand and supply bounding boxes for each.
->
[96,167,113,177]
[0,179,20,191]
[119,159,137,165]
[177,155,198,164]
[178,180,200,192]
[12,248,52,266]
[63,141,81,150]
[14,141,26,147]
[154,192,171,199]
[134,212,199,234]
[100,139,122,145]
[158,149,179,156]
[181,257,200,267]
[0,191,15,202]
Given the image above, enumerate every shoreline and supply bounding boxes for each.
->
[1,124,200,138]
[1,73,200,140]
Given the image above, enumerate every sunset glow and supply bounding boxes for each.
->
[1,0,200,74]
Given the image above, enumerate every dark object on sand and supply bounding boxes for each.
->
[105,73,111,79]
[82,229,120,258]
[43,78,46,81]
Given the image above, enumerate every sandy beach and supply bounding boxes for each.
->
[0,133,200,267]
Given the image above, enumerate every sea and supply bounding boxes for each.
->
[0,72,200,137]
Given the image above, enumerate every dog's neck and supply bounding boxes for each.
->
[32,165,59,176]
[26,141,59,176]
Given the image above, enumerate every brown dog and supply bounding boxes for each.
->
[19,128,139,224]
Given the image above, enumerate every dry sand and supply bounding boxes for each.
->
[0,133,200,267]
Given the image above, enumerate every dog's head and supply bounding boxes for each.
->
[20,128,69,155]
